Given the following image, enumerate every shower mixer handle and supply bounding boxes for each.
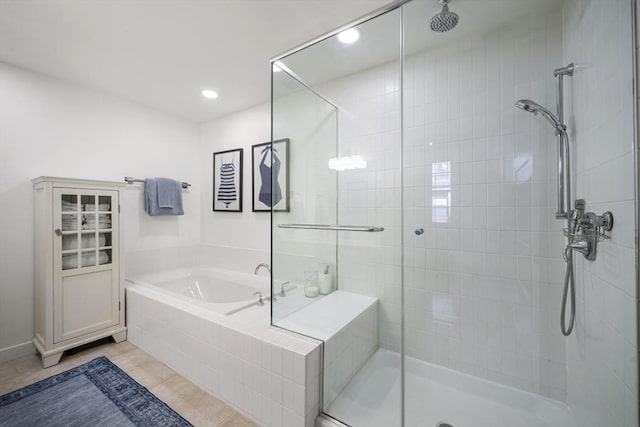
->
[565,199,614,261]
[568,239,590,257]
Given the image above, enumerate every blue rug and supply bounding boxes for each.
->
[0,356,192,427]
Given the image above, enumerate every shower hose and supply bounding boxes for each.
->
[560,129,576,337]
[561,246,575,336]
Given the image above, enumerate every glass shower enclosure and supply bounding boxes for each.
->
[270,0,639,426]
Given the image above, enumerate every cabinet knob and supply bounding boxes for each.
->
[54,228,62,236]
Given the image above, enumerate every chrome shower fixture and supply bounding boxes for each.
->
[514,99,566,133]
[515,64,577,336]
[564,199,614,262]
[430,0,459,33]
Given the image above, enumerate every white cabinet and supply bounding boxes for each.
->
[33,177,126,367]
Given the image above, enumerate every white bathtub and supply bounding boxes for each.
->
[126,266,271,315]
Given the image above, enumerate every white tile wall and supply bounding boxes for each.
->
[126,286,322,427]
[323,61,403,354]
[271,78,339,323]
[273,290,378,412]
[402,12,566,400]
[563,0,638,425]
[314,10,567,400]
[323,301,377,409]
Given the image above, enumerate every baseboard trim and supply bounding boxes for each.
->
[0,341,35,363]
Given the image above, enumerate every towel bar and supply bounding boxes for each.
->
[124,176,191,189]
[277,224,384,232]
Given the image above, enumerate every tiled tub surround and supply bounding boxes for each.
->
[276,291,378,410]
[126,284,322,427]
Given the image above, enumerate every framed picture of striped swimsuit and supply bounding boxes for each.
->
[213,148,243,212]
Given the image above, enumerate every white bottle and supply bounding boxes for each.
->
[318,262,333,295]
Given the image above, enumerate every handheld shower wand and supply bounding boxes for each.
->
[515,64,576,336]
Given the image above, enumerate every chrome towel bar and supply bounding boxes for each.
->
[277,224,384,232]
[124,176,191,189]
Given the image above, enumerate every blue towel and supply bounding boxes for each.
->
[145,178,184,216]
[156,177,179,208]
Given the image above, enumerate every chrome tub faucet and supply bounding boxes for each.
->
[254,263,270,276]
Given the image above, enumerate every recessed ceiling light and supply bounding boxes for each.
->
[337,28,361,44]
[201,89,219,99]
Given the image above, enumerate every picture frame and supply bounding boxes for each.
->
[252,138,289,212]
[213,148,243,212]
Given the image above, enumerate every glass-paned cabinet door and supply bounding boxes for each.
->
[54,189,117,271]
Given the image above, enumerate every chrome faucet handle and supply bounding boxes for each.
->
[253,292,264,306]
[598,212,614,231]
[279,281,290,297]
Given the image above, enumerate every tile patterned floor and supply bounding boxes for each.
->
[0,339,258,427]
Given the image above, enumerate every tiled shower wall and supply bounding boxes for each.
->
[563,0,638,425]
[402,12,566,400]
[322,10,568,400]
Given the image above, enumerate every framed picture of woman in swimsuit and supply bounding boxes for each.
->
[251,138,289,212]
[213,148,243,212]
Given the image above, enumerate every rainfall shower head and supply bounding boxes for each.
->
[515,99,566,132]
[430,0,459,33]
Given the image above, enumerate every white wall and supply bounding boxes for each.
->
[200,103,271,255]
[563,0,638,425]
[0,62,201,360]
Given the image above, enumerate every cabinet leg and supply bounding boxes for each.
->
[112,330,127,343]
[41,352,63,368]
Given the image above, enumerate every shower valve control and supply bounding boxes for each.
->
[565,199,613,261]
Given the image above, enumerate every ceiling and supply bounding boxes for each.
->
[281,0,560,91]
[0,0,560,124]
[0,0,391,123]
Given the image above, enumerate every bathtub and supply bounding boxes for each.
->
[126,266,271,315]
[125,271,322,427]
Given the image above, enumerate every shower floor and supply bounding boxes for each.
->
[326,349,575,427]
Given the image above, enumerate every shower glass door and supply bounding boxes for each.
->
[400,1,599,426]
[271,0,639,426]
[270,7,403,426]
[271,61,338,325]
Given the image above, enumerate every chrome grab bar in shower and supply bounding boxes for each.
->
[277,224,384,232]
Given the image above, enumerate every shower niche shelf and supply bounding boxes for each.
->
[32,177,127,368]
